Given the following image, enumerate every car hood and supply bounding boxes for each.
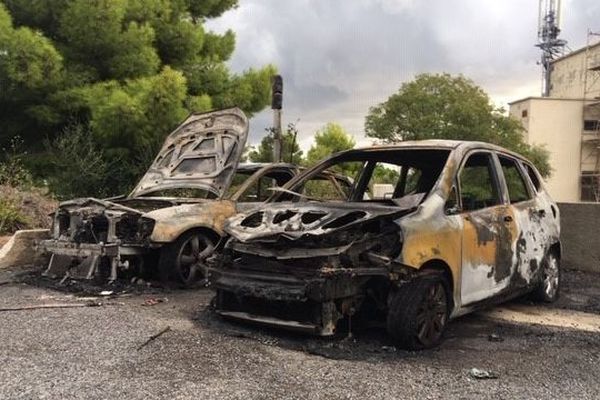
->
[129,107,249,198]
[224,202,412,243]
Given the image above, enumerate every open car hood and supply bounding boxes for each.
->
[129,108,249,198]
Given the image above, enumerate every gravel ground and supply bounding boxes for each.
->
[0,266,599,400]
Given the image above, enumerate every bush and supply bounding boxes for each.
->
[0,197,29,234]
[45,123,127,199]
[0,136,34,189]
[0,184,57,234]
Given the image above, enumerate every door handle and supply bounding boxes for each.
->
[503,215,513,223]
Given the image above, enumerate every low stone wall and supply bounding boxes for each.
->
[0,229,50,269]
[558,202,600,273]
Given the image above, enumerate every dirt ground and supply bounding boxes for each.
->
[1,265,600,400]
[0,235,10,247]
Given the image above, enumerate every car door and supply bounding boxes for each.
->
[497,154,546,288]
[458,151,517,306]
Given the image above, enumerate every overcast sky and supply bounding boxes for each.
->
[206,0,600,150]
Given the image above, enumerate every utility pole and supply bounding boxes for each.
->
[271,75,283,162]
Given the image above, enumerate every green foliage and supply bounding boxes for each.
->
[306,123,356,166]
[248,123,304,164]
[44,123,124,199]
[0,197,29,234]
[0,0,274,197]
[365,73,551,177]
[0,136,34,189]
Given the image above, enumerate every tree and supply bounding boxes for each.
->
[0,0,275,195]
[248,123,303,164]
[305,123,355,165]
[365,73,551,177]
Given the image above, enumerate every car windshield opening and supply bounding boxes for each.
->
[279,148,450,206]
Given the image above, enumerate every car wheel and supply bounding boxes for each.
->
[159,231,215,287]
[386,275,450,350]
[532,251,560,303]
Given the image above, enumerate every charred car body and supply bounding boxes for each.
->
[37,108,350,285]
[209,141,561,349]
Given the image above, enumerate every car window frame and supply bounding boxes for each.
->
[230,166,296,202]
[456,150,506,213]
[520,160,543,195]
[496,152,536,204]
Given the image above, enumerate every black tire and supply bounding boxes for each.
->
[158,231,215,287]
[386,275,450,350]
[531,251,560,303]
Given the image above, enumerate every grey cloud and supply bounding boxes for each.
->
[206,0,600,149]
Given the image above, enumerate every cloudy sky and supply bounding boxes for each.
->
[206,0,600,150]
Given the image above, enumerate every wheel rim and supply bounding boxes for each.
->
[416,282,448,347]
[543,255,559,298]
[176,235,214,283]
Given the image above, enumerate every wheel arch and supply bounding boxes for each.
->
[174,226,221,245]
[549,240,561,260]
[418,259,455,310]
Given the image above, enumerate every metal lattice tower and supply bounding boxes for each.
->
[535,0,567,97]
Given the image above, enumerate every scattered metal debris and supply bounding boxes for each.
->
[137,326,171,350]
[488,333,504,342]
[142,297,167,306]
[468,368,499,380]
[0,301,103,312]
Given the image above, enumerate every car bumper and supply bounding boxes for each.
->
[209,267,370,336]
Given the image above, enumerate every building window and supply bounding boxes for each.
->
[584,120,599,131]
[581,173,600,201]
[521,109,528,118]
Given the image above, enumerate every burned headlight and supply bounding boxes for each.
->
[137,217,156,240]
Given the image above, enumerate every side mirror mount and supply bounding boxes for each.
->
[445,205,461,215]
[444,185,461,215]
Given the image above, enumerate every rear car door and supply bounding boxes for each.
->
[497,154,546,288]
[459,151,517,306]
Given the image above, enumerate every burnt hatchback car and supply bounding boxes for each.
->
[209,140,561,349]
[38,108,350,286]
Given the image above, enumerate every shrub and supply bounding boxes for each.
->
[0,136,34,189]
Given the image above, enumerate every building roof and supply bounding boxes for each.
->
[550,40,600,65]
[508,96,587,105]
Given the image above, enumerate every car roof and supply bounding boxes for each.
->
[343,140,532,163]
[236,162,298,172]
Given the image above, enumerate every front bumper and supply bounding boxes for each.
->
[209,267,378,336]
[36,239,147,280]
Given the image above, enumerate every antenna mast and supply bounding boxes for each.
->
[536,0,567,97]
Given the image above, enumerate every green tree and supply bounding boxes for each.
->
[0,0,275,195]
[305,123,355,165]
[365,73,551,177]
[248,123,303,164]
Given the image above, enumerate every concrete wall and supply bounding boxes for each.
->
[550,42,600,99]
[509,98,583,202]
[558,202,600,272]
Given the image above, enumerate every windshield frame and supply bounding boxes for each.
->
[266,146,452,205]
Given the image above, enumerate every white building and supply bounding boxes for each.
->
[509,40,600,202]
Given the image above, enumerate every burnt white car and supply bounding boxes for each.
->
[209,141,561,349]
[38,108,352,286]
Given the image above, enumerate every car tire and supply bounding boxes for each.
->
[386,274,450,350]
[158,231,215,287]
[531,251,560,303]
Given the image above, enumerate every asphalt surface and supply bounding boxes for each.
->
[1,266,599,400]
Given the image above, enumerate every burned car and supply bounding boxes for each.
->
[38,108,350,285]
[209,141,561,349]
